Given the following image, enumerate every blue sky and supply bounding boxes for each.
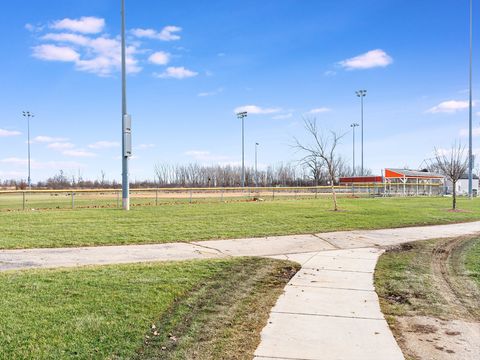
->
[0,0,478,182]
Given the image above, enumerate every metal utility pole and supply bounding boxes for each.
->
[356,90,367,176]
[255,142,259,187]
[22,111,34,189]
[121,0,132,210]
[468,0,474,198]
[350,123,359,176]
[237,111,248,187]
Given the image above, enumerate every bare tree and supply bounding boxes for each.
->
[294,118,346,211]
[434,143,468,210]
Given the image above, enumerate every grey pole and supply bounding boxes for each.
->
[350,123,359,176]
[22,111,34,190]
[468,0,473,198]
[356,90,367,176]
[121,0,131,210]
[236,111,248,187]
[255,142,259,187]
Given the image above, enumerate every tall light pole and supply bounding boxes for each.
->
[237,111,248,187]
[356,90,367,176]
[468,0,473,198]
[22,111,34,189]
[255,142,259,187]
[350,123,359,176]
[121,0,132,210]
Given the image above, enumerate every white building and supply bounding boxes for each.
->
[445,174,479,196]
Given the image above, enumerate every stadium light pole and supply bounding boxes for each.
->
[237,111,248,187]
[350,123,359,176]
[356,90,367,176]
[255,142,259,187]
[121,0,132,210]
[468,0,473,198]
[22,111,34,189]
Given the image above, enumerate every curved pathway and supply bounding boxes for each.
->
[2,221,480,359]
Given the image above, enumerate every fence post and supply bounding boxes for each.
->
[71,192,75,209]
[315,186,318,199]
[272,188,275,201]
[221,188,224,202]
[117,191,120,208]
[189,190,192,203]
[155,190,158,206]
[23,191,26,211]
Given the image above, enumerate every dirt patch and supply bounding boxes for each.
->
[395,316,480,360]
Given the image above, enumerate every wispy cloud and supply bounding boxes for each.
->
[33,135,68,143]
[234,105,282,115]
[339,49,393,70]
[307,107,331,114]
[155,66,198,79]
[137,143,156,149]
[47,142,75,150]
[427,100,475,113]
[63,149,96,158]
[0,129,21,137]
[131,26,182,41]
[272,113,293,120]
[185,150,229,162]
[0,157,85,170]
[88,141,120,149]
[460,127,480,137]
[198,88,223,97]
[50,17,105,34]
[148,51,170,65]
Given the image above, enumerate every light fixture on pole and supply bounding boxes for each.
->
[350,123,359,176]
[355,89,367,176]
[121,0,132,210]
[468,0,473,198]
[22,111,34,190]
[255,142,259,187]
[237,111,248,187]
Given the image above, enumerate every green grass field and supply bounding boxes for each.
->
[465,237,480,287]
[0,258,297,360]
[1,197,479,249]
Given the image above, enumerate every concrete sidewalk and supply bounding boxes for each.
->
[1,221,480,360]
[1,221,479,271]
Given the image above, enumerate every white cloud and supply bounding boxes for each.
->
[0,129,21,137]
[131,26,182,41]
[427,100,475,113]
[198,88,223,97]
[32,44,80,62]
[148,51,170,65]
[272,113,293,120]
[31,24,141,76]
[234,105,282,115]
[33,136,68,143]
[88,141,120,149]
[308,107,331,114]
[51,17,105,34]
[47,142,75,150]
[42,33,90,46]
[155,66,198,79]
[338,49,393,70]
[185,150,229,162]
[137,143,156,149]
[63,149,96,157]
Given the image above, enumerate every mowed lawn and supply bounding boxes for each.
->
[0,258,298,360]
[1,197,479,249]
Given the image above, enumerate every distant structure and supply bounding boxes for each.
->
[339,168,445,196]
[446,173,479,196]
